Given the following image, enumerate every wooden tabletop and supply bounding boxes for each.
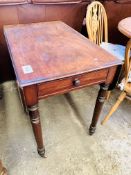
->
[4,21,122,87]
[118,17,131,38]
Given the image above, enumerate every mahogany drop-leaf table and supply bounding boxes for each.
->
[4,21,122,157]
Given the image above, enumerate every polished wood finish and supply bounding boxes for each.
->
[118,17,131,39]
[38,69,108,99]
[28,105,45,157]
[102,39,131,125]
[4,21,121,87]
[89,83,109,134]
[4,21,122,157]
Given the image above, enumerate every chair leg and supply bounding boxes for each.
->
[0,160,7,175]
[101,91,126,125]
[106,91,111,100]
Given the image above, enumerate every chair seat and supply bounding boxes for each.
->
[100,42,125,61]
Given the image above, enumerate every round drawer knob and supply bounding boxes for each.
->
[73,78,80,87]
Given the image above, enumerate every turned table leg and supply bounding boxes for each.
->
[23,85,46,157]
[28,104,45,157]
[28,105,45,157]
[89,84,109,135]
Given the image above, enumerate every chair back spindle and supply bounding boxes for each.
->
[86,1,108,45]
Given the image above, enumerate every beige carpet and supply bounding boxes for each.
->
[0,81,131,175]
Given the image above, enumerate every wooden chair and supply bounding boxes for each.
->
[86,1,125,62]
[86,1,125,99]
[101,39,131,124]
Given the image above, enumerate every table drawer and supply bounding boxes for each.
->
[38,69,108,98]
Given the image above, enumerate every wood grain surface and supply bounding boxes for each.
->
[38,68,108,98]
[4,21,122,87]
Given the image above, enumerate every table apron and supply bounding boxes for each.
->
[38,68,109,99]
